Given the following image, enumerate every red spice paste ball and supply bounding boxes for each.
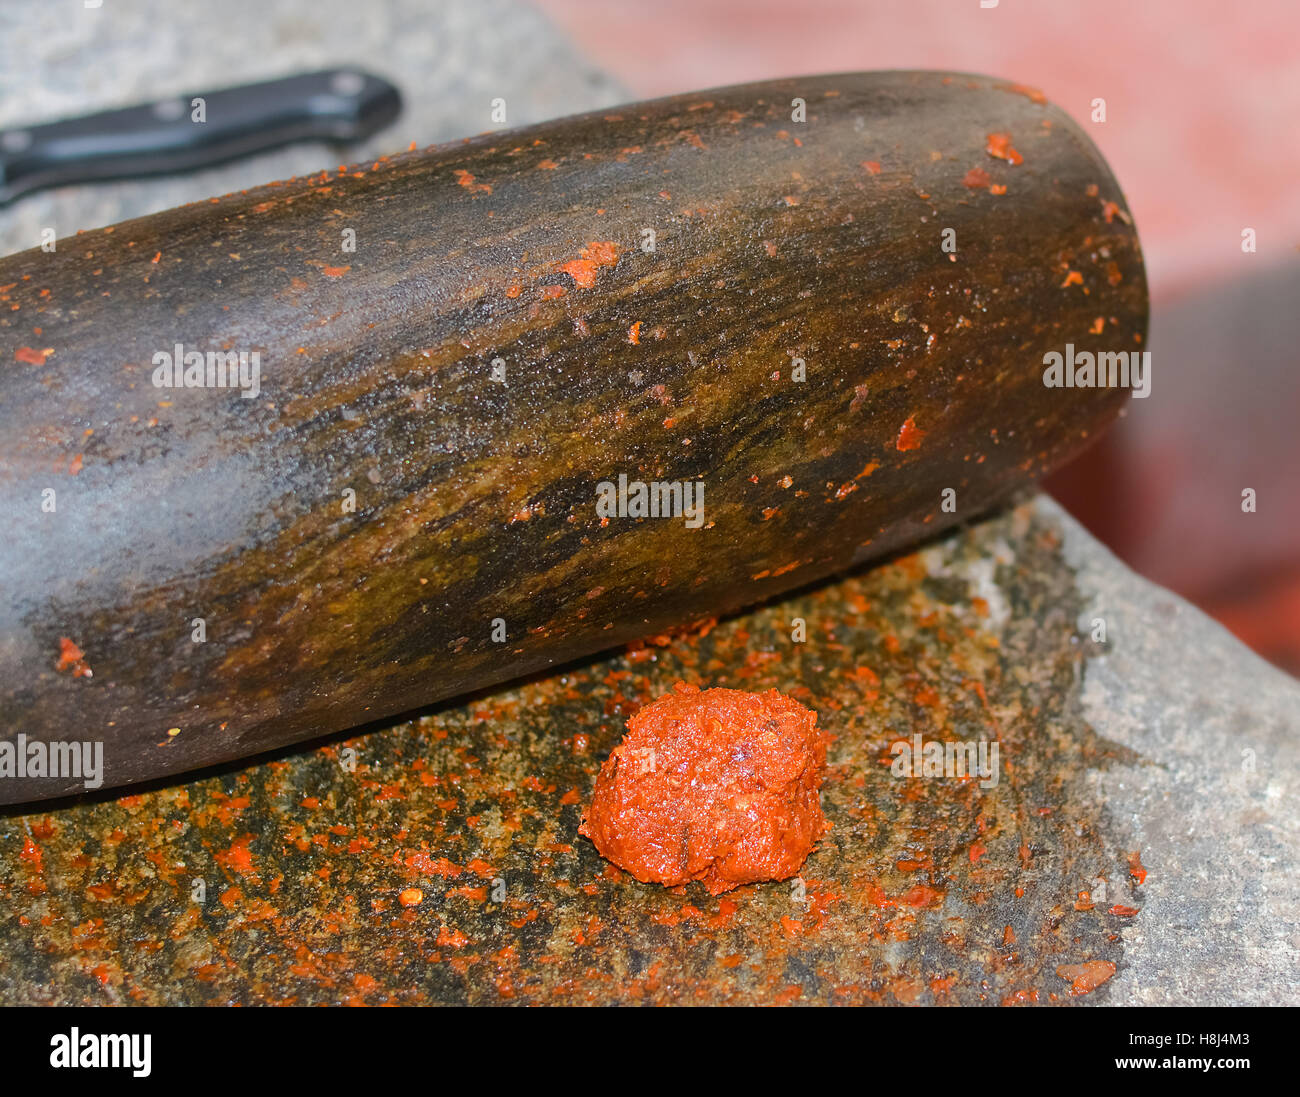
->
[578,681,830,894]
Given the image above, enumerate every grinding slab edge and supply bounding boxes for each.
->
[1037,494,1300,1006]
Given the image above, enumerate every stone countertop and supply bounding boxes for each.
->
[2,496,1295,1005]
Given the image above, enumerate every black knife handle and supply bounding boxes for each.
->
[0,68,403,205]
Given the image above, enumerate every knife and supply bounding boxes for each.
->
[0,68,402,205]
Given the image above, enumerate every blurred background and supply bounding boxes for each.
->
[3,0,1296,672]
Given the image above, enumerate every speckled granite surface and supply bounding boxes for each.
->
[3,497,1295,1005]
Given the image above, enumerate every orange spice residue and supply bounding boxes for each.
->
[896,416,925,452]
[557,241,620,290]
[56,637,92,678]
[559,259,599,289]
[452,168,492,195]
[861,160,882,175]
[437,924,469,949]
[1056,960,1116,996]
[985,132,1023,166]
[215,835,256,877]
[998,82,1048,105]
[899,884,942,908]
[405,852,461,878]
[1127,850,1148,885]
[15,346,53,365]
[628,321,642,345]
[962,167,991,190]
[321,265,350,278]
[583,240,619,266]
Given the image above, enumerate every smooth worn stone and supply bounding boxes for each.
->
[1035,496,1300,1006]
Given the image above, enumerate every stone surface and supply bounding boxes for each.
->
[2,495,1295,1004]
[1038,496,1300,1005]
[0,0,626,258]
